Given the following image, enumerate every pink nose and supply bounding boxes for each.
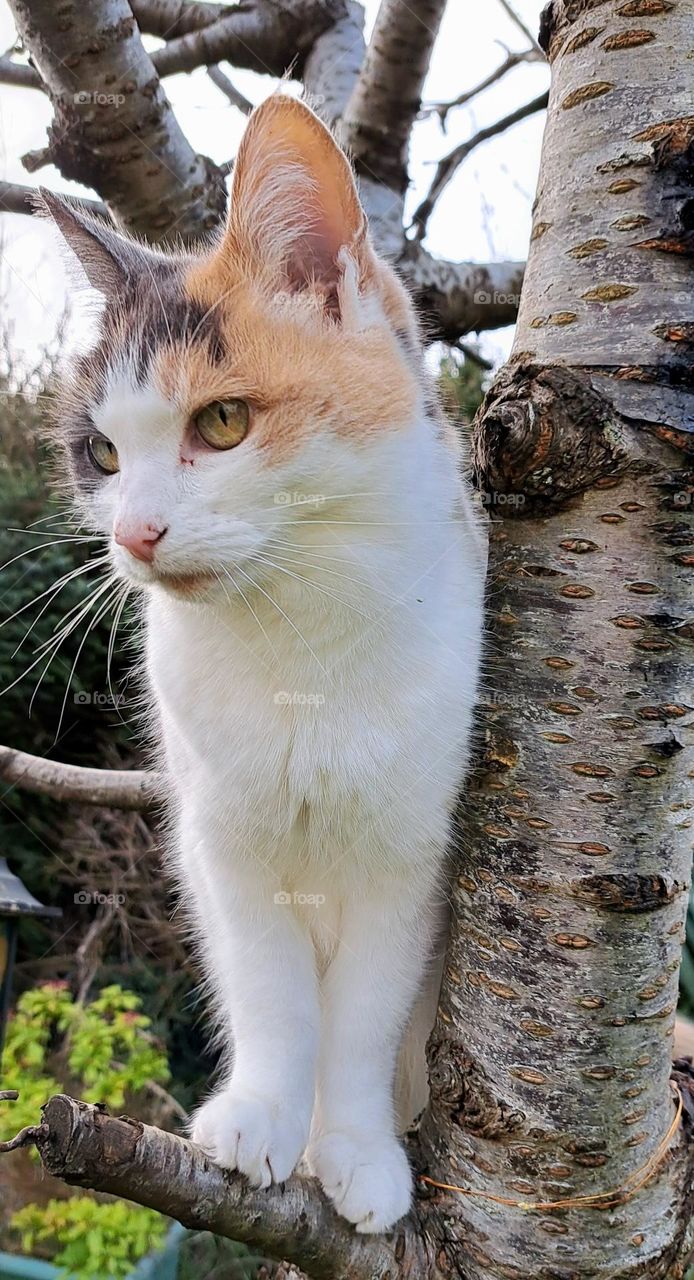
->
[114,522,167,563]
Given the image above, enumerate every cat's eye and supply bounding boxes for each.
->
[87,434,119,475]
[194,399,249,451]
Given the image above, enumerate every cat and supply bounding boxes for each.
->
[40,94,486,1233]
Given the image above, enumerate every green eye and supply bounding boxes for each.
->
[87,435,119,475]
[194,399,249,450]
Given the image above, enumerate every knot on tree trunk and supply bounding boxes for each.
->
[472,364,633,514]
[426,1038,525,1139]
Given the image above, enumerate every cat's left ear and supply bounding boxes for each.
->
[220,95,373,317]
[36,190,151,294]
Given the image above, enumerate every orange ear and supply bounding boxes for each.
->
[220,95,369,314]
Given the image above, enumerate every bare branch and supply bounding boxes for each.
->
[149,1,347,79]
[0,54,42,89]
[412,90,549,239]
[130,0,225,38]
[0,745,160,811]
[496,0,544,55]
[423,48,543,127]
[342,0,448,193]
[7,0,227,244]
[14,1095,427,1280]
[206,65,253,115]
[401,248,524,339]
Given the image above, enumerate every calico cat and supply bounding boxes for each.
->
[41,95,486,1233]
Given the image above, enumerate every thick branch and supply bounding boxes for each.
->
[14,1096,427,1280]
[130,0,225,38]
[149,1,347,79]
[412,90,549,238]
[7,0,226,244]
[342,0,448,192]
[303,0,365,127]
[0,746,159,810]
[401,247,524,339]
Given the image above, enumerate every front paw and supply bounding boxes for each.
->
[191,1087,308,1188]
[307,1129,412,1232]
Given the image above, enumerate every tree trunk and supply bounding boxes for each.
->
[419,2,694,1276]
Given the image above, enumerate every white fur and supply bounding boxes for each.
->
[86,370,486,1232]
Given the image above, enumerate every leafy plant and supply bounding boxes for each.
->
[11,1198,167,1280]
[0,981,170,1141]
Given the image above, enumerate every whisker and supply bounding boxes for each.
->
[219,565,281,667]
[1,554,110,634]
[54,582,123,740]
[255,554,371,619]
[232,560,328,676]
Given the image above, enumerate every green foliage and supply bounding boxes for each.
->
[0,981,170,1141]
[11,1198,167,1280]
[438,348,488,424]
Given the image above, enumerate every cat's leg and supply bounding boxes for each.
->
[307,875,439,1232]
[184,853,319,1188]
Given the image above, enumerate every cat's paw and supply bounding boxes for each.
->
[191,1087,308,1188]
[307,1130,412,1232]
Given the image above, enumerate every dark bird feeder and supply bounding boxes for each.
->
[0,858,60,1059]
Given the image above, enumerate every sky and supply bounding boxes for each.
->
[0,0,549,370]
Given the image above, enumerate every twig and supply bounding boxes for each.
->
[0,182,108,219]
[496,0,544,55]
[207,65,253,115]
[0,1091,19,1102]
[422,48,542,127]
[411,90,549,239]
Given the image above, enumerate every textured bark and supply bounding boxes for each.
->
[7,0,226,243]
[0,745,159,809]
[341,0,448,193]
[20,1096,431,1280]
[419,2,694,1276]
[147,1,346,80]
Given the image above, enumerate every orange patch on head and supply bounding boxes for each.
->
[167,95,422,462]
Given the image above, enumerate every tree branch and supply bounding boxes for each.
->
[148,1,347,80]
[341,0,448,193]
[303,0,365,127]
[4,1095,427,1280]
[130,0,226,38]
[422,48,542,127]
[412,90,549,239]
[0,745,160,811]
[0,54,42,89]
[7,0,227,244]
[496,0,544,56]
[206,65,253,115]
[400,247,524,339]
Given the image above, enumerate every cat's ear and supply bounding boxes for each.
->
[221,95,370,314]
[35,190,139,294]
